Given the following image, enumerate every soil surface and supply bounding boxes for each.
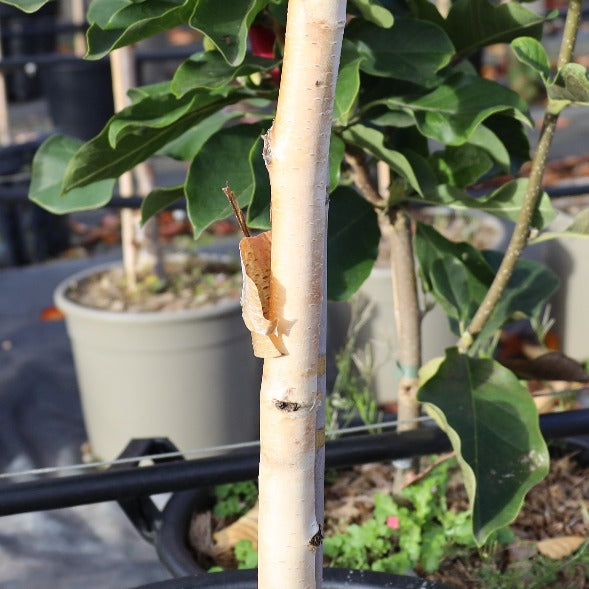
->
[327,455,589,588]
[64,254,242,313]
[189,450,589,588]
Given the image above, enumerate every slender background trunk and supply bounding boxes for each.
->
[257,1,346,587]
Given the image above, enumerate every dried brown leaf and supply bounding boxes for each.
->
[536,535,586,559]
[238,232,281,358]
[213,502,259,553]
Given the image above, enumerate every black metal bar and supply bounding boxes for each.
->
[135,47,198,63]
[0,53,88,72]
[0,22,86,39]
[0,137,46,156]
[0,409,587,517]
[0,47,196,73]
[0,182,587,208]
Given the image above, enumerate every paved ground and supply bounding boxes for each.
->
[0,255,171,589]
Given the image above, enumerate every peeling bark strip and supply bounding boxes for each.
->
[238,231,282,358]
[308,525,324,549]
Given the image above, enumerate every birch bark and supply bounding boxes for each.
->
[256,1,346,587]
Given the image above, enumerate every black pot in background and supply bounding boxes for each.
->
[130,569,454,589]
[149,489,454,588]
[0,140,70,266]
[42,57,115,140]
[0,3,57,101]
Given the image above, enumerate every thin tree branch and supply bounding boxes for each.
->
[458,0,583,353]
[382,207,422,431]
[344,148,385,208]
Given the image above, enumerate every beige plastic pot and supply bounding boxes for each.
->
[55,262,261,461]
[347,270,457,405]
[328,210,508,405]
[545,212,589,366]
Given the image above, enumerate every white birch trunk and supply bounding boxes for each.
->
[257,1,346,587]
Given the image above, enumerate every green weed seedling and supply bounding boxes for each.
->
[323,458,510,575]
[213,481,258,520]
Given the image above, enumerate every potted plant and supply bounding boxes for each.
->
[4,0,589,587]
[24,12,262,460]
[333,209,508,406]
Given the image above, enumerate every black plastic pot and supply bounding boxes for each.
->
[146,432,589,587]
[41,56,115,140]
[130,569,454,589]
[148,488,454,588]
[0,139,70,265]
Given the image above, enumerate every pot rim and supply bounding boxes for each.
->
[54,260,243,324]
[130,568,454,588]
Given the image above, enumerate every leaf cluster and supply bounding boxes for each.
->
[213,480,258,519]
[22,0,560,302]
[323,459,498,574]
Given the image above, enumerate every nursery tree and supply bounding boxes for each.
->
[6,0,589,584]
[242,1,345,586]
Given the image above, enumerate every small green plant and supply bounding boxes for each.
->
[323,458,515,575]
[323,459,486,574]
[213,481,258,519]
[234,539,259,569]
[327,297,382,433]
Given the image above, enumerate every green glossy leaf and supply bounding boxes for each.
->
[479,250,560,342]
[327,186,380,301]
[385,73,531,145]
[128,81,173,103]
[345,18,454,84]
[171,52,280,96]
[62,91,243,191]
[548,63,589,105]
[415,222,559,339]
[334,42,363,127]
[406,0,445,29]
[185,124,264,238]
[29,135,115,214]
[418,349,549,544]
[329,134,345,193]
[87,0,134,28]
[157,109,246,161]
[86,0,193,60]
[267,0,287,24]
[246,132,271,230]
[342,124,425,196]
[445,0,546,57]
[415,223,493,329]
[0,0,50,12]
[107,89,203,147]
[531,208,589,243]
[466,125,510,174]
[140,185,184,225]
[556,208,589,236]
[431,145,493,188]
[418,179,556,230]
[511,37,550,82]
[484,114,531,175]
[349,0,394,28]
[189,0,268,66]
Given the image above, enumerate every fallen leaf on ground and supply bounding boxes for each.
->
[536,535,586,559]
[39,306,65,321]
